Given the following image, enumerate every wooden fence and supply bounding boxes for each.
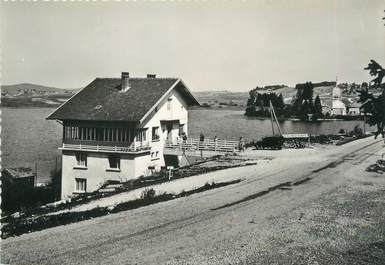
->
[165,138,240,153]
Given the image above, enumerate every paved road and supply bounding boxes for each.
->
[2,137,384,265]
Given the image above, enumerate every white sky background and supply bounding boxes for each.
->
[1,0,384,91]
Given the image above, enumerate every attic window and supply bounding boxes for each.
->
[167,98,173,111]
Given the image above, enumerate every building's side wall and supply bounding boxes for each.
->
[331,100,346,116]
[61,151,139,199]
[348,107,361,115]
[134,154,152,177]
[141,87,189,170]
[331,108,346,116]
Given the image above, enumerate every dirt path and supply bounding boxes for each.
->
[2,137,384,265]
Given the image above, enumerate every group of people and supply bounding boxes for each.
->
[178,132,245,152]
[198,132,245,152]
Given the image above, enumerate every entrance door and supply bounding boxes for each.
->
[167,124,173,141]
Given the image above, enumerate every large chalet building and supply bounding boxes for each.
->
[48,72,199,199]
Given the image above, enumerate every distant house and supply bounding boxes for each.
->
[321,105,332,116]
[47,72,199,199]
[2,167,35,188]
[347,102,363,116]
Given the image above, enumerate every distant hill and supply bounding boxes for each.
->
[1,83,79,107]
[1,83,78,97]
[192,91,250,108]
[296,81,336,88]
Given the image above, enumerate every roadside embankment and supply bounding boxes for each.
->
[1,179,242,239]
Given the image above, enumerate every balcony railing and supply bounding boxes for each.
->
[164,138,239,153]
[61,139,151,153]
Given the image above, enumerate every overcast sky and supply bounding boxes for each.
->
[1,0,384,91]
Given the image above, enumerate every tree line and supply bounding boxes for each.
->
[245,91,285,117]
[245,82,323,120]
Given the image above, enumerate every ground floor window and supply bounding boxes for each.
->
[151,151,160,160]
[75,178,87,192]
[75,152,87,167]
[108,155,120,169]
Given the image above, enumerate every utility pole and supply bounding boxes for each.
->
[269,101,275,136]
[35,162,38,186]
[269,100,282,136]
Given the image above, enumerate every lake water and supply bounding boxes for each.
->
[188,109,368,141]
[2,107,369,183]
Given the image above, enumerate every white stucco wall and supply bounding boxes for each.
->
[134,154,152,177]
[61,151,140,199]
[140,87,189,169]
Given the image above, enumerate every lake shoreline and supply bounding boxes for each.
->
[191,107,366,122]
[3,108,372,185]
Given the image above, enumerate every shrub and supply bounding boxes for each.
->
[140,188,156,200]
[1,182,55,215]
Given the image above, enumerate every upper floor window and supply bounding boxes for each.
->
[65,126,135,143]
[75,152,87,167]
[152,127,160,141]
[137,129,147,142]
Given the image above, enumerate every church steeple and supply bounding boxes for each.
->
[332,76,341,100]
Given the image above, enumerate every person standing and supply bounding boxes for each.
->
[182,132,187,142]
[239,137,245,152]
[214,135,218,151]
[199,132,205,156]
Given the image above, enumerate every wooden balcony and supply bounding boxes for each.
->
[60,139,151,154]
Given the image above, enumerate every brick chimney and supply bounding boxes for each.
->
[147,74,156,78]
[121,72,130,91]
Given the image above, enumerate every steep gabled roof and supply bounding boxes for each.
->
[47,77,199,122]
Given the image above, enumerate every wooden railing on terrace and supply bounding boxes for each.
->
[61,140,151,153]
[165,138,239,153]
